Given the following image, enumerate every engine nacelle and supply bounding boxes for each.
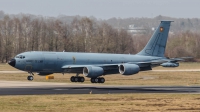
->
[37,72,53,76]
[119,64,140,75]
[83,66,104,78]
[161,62,179,67]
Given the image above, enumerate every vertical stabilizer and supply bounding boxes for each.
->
[137,21,173,57]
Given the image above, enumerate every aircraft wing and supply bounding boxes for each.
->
[61,60,166,69]
[62,64,118,69]
[62,64,119,73]
[61,57,193,69]
[128,57,193,65]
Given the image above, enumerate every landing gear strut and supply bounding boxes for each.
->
[91,77,105,83]
[70,73,85,82]
[27,72,34,81]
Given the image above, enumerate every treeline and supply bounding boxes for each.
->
[0,15,134,62]
[106,15,200,33]
[0,13,200,62]
[166,31,200,60]
[1,11,200,33]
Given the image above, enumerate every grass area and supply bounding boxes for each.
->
[0,63,200,112]
[0,94,200,112]
[0,63,17,71]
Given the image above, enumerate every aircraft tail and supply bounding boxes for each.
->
[137,21,173,57]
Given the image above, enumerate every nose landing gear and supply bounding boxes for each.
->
[27,72,34,81]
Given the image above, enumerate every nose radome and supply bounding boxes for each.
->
[8,59,16,67]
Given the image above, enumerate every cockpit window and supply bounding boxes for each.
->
[16,55,25,59]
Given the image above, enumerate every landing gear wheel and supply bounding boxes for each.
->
[90,77,105,83]
[79,77,85,82]
[94,78,99,83]
[74,77,79,82]
[70,76,75,82]
[91,78,95,83]
[99,77,105,83]
[27,76,34,81]
[70,76,85,83]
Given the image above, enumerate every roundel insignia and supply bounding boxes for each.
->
[72,56,76,64]
[160,27,164,32]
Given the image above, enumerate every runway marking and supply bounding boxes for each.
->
[54,89,69,91]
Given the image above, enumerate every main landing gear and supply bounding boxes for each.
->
[27,72,34,81]
[70,73,105,83]
[70,73,85,82]
[90,77,105,83]
[70,76,85,82]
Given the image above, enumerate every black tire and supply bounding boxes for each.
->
[99,77,105,83]
[80,77,85,82]
[91,78,95,83]
[70,76,75,82]
[27,76,33,81]
[74,77,79,82]
[94,78,99,83]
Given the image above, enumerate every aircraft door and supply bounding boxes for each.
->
[25,60,33,72]
[25,63,32,71]
[43,53,57,72]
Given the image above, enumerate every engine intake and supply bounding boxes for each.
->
[119,64,140,75]
[83,66,104,78]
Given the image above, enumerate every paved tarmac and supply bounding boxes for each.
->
[0,69,200,95]
[0,81,199,95]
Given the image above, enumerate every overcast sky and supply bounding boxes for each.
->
[0,0,199,19]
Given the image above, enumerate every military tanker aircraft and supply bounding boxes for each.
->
[8,21,185,83]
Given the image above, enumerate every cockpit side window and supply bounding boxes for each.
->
[16,55,25,59]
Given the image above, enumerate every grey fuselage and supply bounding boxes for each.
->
[14,51,164,74]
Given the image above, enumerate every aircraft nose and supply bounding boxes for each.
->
[8,59,16,67]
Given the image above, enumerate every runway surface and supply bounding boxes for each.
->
[0,81,200,95]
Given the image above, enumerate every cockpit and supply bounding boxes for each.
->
[15,55,25,59]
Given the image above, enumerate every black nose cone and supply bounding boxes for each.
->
[8,59,16,67]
